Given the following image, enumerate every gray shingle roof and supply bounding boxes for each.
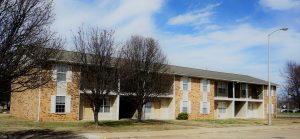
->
[51,50,276,86]
[169,65,276,86]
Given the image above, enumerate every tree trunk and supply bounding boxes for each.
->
[93,109,99,123]
[137,104,143,122]
[93,102,100,123]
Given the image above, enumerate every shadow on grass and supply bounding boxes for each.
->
[97,119,171,127]
[0,129,85,139]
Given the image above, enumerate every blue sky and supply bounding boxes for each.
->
[52,0,300,93]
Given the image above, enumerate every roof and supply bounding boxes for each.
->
[169,65,276,86]
[51,50,277,86]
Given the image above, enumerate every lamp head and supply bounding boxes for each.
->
[281,28,288,31]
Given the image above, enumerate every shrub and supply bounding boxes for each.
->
[176,113,188,120]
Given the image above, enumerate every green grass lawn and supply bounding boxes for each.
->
[277,112,300,118]
[1,114,300,134]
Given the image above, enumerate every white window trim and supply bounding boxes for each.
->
[201,79,210,92]
[181,77,189,92]
[201,79,210,101]
[200,101,210,114]
[56,65,67,82]
[99,97,111,113]
[180,100,190,113]
[53,64,72,82]
[51,95,71,114]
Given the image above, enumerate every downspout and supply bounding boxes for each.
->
[37,87,41,122]
[233,82,235,118]
[173,75,176,119]
[37,66,41,122]
[116,79,120,120]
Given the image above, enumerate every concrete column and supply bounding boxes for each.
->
[233,82,235,98]
[246,83,248,99]
[246,101,248,118]
[232,101,235,118]
[115,95,120,120]
[172,75,176,119]
[262,85,265,118]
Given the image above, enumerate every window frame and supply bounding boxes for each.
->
[145,102,152,113]
[202,79,208,92]
[182,77,189,91]
[202,101,208,114]
[99,98,111,113]
[55,96,66,113]
[217,81,227,97]
[182,101,188,113]
[57,65,67,82]
[217,102,227,113]
[241,83,247,97]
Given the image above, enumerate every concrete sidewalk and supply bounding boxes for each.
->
[80,125,300,139]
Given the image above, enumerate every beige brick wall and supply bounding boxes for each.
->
[39,65,80,121]
[10,88,39,120]
[263,85,277,118]
[175,76,215,120]
[11,64,81,121]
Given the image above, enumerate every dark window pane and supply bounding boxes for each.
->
[57,73,66,82]
[55,96,65,113]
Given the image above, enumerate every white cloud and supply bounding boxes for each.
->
[167,3,221,26]
[259,0,300,10]
[235,15,251,23]
[52,0,163,49]
[160,24,300,85]
[51,0,300,89]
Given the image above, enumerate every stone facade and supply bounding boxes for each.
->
[10,88,39,120]
[263,85,277,118]
[175,76,215,120]
[11,64,81,121]
[38,65,80,121]
[11,62,277,121]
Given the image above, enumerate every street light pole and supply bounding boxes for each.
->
[267,28,288,126]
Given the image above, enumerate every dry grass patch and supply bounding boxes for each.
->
[0,115,194,133]
[1,114,300,134]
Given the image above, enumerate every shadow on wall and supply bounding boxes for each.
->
[0,129,85,139]
[119,96,137,119]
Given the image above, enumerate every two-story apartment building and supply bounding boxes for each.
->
[10,50,277,121]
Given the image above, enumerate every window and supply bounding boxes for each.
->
[241,83,247,97]
[202,102,208,114]
[55,96,65,113]
[202,79,209,101]
[182,77,189,91]
[217,102,227,113]
[182,101,188,113]
[145,102,152,113]
[99,98,110,113]
[57,65,67,82]
[202,79,208,92]
[217,81,227,96]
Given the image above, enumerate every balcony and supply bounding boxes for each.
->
[247,84,263,100]
[214,81,263,101]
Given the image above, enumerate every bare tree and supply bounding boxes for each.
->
[117,35,173,121]
[0,0,63,96]
[283,61,300,108]
[73,27,118,123]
